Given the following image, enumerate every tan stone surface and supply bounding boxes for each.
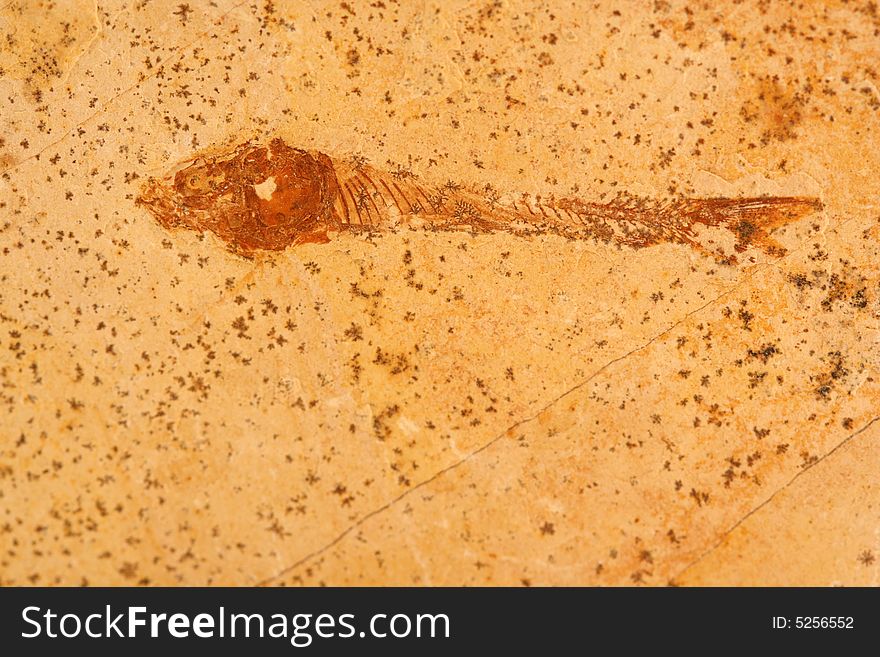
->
[1,0,878,586]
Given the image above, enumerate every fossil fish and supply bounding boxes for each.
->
[136,137,822,261]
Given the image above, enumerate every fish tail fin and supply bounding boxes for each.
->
[675,196,823,256]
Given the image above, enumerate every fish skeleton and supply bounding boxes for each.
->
[136,137,822,261]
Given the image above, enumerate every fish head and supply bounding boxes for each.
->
[136,138,341,253]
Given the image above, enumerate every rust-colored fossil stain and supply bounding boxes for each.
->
[740,77,807,144]
[137,137,822,260]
